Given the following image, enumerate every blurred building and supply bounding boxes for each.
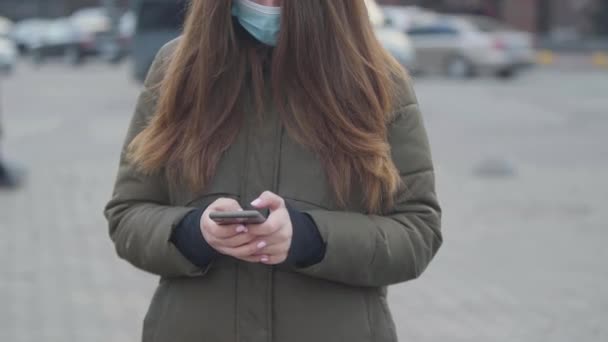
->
[0,0,97,20]
[0,0,128,20]
[378,0,602,36]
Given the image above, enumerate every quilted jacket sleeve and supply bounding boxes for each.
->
[104,39,207,278]
[297,78,443,287]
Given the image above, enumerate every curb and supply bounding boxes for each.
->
[536,50,608,68]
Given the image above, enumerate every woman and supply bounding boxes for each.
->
[104,0,442,341]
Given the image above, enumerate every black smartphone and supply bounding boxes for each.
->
[209,210,267,225]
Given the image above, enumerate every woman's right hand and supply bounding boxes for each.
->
[200,198,258,258]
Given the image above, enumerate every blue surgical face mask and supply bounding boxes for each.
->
[232,0,281,46]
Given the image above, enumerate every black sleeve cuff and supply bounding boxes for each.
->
[170,208,219,269]
[285,203,326,268]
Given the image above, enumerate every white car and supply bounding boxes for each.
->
[0,16,16,72]
[97,11,136,63]
[375,27,417,70]
[366,0,417,71]
[11,19,50,54]
[0,16,13,37]
[0,37,17,73]
[406,15,535,78]
[69,7,112,57]
[70,7,111,34]
[381,5,439,32]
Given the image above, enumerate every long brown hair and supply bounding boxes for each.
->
[129,0,407,214]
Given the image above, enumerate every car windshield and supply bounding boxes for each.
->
[136,0,187,31]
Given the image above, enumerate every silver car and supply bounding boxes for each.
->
[407,15,535,78]
[10,19,50,54]
[375,27,417,71]
[0,37,17,73]
[367,0,417,71]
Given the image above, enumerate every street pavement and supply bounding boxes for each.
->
[0,61,606,342]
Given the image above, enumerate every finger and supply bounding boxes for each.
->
[209,198,243,211]
[250,191,285,212]
[247,222,279,237]
[221,239,268,258]
[247,211,284,236]
[215,245,258,261]
[205,220,247,239]
[255,227,286,244]
[252,242,289,257]
[214,232,257,248]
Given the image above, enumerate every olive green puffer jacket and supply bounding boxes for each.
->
[105,39,442,342]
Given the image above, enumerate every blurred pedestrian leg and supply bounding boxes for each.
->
[0,157,20,189]
[0,73,22,189]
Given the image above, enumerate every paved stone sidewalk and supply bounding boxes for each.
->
[1,63,606,341]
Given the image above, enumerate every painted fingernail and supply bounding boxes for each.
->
[251,198,262,207]
[261,256,269,262]
[257,241,267,249]
[236,225,247,233]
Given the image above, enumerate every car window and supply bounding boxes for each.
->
[407,25,459,36]
[136,0,187,31]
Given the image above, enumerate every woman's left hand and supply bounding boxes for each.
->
[235,191,293,265]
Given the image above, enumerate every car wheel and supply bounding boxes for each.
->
[445,55,475,79]
[65,47,83,66]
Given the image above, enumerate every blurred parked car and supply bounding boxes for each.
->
[97,11,136,63]
[30,19,83,65]
[119,11,136,48]
[0,17,13,37]
[381,5,438,32]
[0,37,17,74]
[10,19,49,54]
[31,8,115,66]
[375,27,417,71]
[406,15,535,78]
[367,0,417,70]
[69,7,112,59]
